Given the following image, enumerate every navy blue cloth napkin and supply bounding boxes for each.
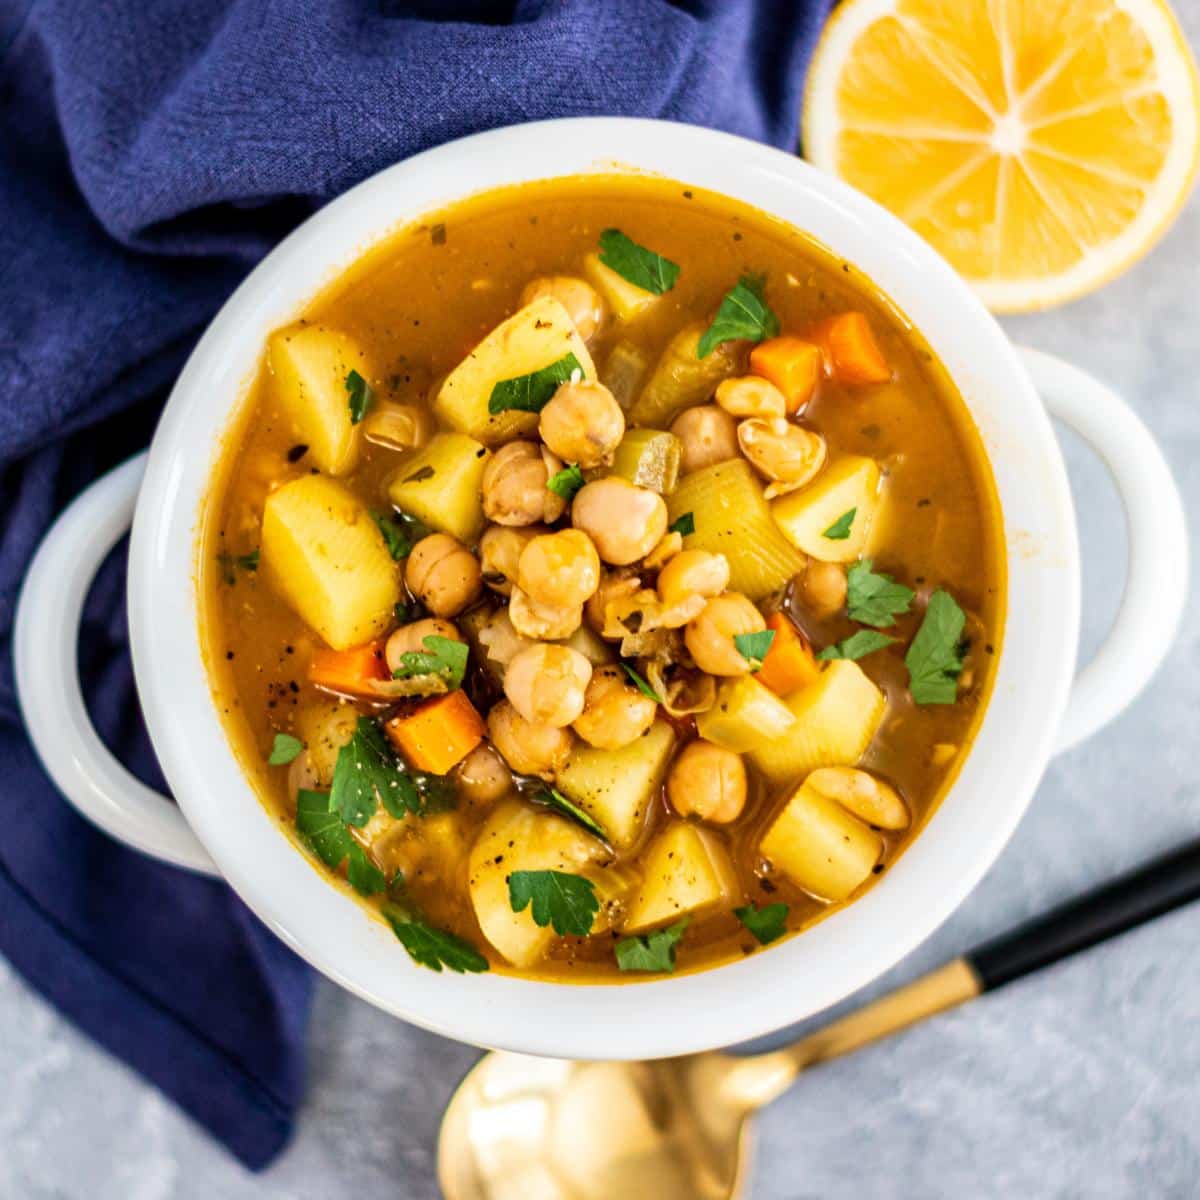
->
[0,0,830,1170]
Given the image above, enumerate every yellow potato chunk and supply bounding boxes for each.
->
[667,458,805,599]
[557,719,676,852]
[583,252,659,322]
[770,455,882,562]
[623,822,738,933]
[696,675,797,753]
[760,777,882,902]
[387,432,491,544]
[468,801,607,967]
[434,295,596,446]
[261,475,401,649]
[267,323,370,476]
[749,660,885,785]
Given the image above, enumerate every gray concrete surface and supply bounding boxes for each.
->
[3,38,1199,1200]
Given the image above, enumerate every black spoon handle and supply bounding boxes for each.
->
[965,839,1200,991]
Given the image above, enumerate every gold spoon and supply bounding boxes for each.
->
[438,841,1200,1199]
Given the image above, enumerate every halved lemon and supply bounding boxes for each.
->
[802,0,1200,311]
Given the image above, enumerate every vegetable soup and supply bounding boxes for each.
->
[201,176,1004,981]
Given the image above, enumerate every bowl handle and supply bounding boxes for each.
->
[14,452,219,875]
[1018,347,1189,755]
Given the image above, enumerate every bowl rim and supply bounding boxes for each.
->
[128,116,1078,1060]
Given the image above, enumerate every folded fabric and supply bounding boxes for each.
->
[0,0,831,1169]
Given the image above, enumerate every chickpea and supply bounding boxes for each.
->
[670,405,740,474]
[479,525,542,596]
[807,767,909,831]
[643,531,682,571]
[385,618,462,674]
[406,534,482,617]
[503,643,593,727]
[477,608,533,676]
[714,376,787,419]
[571,477,668,566]
[482,441,567,526]
[538,380,625,468]
[455,743,514,807]
[572,665,657,750]
[361,402,433,451]
[737,418,827,499]
[802,560,847,619]
[487,699,574,778]
[508,585,583,640]
[684,593,766,675]
[521,275,607,343]
[666,740,747,824]
[585,569,642,638]
[517,529,601,609]
[657,550,730,609]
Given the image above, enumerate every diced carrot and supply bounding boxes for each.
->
[757,611,820,696]
[309,640,388,697]
[385,690,484,776]
[809,313,891,385]
[748,337,822,412]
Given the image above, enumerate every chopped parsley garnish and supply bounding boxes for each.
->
[330,717,421,827]
[597,229,680,295]
[385,905,489,973]
[345,369,374,424]
[295,789,386,898]
[346,843,386,897]
[615,919,689,973]
[546,463,586,501]
[217,549,259,584]
[735,902,790,946]
[845,559,914,627]
[393,599,428,624]
[370,510,414,560]
[733,629,776,671]
[822,508,856,541]
[268,733,303,765]
[697,275,779,359]
[392,635,469,690]
[534,786,608,842]
[669,511,695,537]
[905,589,966,705]
[621,662,661,703]
[508,870,600,937]
[488,352,583,415]
[817,630,898,662]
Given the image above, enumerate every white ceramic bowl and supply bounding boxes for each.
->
[15,119,1188,1060]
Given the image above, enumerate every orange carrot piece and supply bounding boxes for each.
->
[385,691,484,776]
[309,640,388,697]
[757,611,820,696]
[809,313,891,385]
[748,337,822,412]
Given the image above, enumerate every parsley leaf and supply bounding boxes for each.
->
[296,789,355,868]
[488,352,583,415]
[546,463,586,501]
[615,919,690,973]
[345,369,374,424]
[669,511,695,537]
[817,630,898,661]
[392,635,470,690]
[217,549,259,584]
[905,589,966,705]
[822,508,856,540]
[534,786,608,843]
[268,733,303,765]
[385,905,489,973]
[347,843,386,897]
[697,275,779,359]
[331,718,421,827]
[621,662,661,703]
[508,870,600,937]
[846,559,914,627]
[734,902,790,946]
[371,510,414,560]
[733,629,776,671]
[597,229,680,295]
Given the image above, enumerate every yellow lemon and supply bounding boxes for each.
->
[803,0,1200,310]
